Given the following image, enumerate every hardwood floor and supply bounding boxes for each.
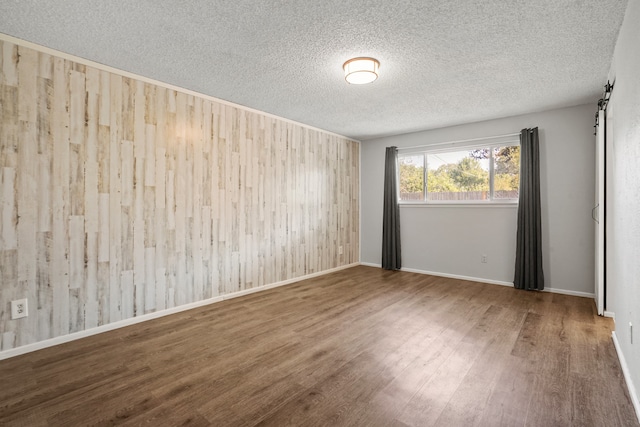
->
[0,265,637,426]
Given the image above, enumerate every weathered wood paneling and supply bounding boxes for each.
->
[0,40,360,351]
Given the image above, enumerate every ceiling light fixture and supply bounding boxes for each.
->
[343,57,380,84]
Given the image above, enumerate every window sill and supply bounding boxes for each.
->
[399,202,518,208]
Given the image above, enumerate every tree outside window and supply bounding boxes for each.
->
[398,144,520,202]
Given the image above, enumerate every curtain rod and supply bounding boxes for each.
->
[594,80,614,133]
[397,132,521,151]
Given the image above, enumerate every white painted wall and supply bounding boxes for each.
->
[605,0,640,416]
[361,104,597,294]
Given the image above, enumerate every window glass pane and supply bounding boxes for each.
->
[493,145,520,199]
[398,154,424,201]
[426,150,489,201]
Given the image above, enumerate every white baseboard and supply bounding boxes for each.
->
[604,311,616,320]
[612,331,640,423]
[400,267,514,287]
[0,263,359,361]
[358,262,595,298]
[219,262,358,301]
[359,262,382,268]
[543,287,595,299]
[360,262,512,287]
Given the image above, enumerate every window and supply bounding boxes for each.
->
[398,141,520,203]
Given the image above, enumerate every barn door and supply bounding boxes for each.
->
[594,109,605,316]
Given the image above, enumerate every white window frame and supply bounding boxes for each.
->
[397,136,520,205]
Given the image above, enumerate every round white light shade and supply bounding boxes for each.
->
[343,57,380,84]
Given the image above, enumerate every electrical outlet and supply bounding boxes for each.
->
[481,254,487,263]
[338,246,344,255]
[11,298,28,320]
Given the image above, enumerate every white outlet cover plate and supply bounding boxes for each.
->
[11,298,28,319]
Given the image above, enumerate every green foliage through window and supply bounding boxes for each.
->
[398,144,520,202]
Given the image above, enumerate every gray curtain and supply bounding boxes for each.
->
[382,146,401,270]
[514,128,544,290]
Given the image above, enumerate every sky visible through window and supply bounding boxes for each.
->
[429,151,489,171]
[402,151,490,171]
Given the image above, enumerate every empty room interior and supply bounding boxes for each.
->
[1,1,640,425]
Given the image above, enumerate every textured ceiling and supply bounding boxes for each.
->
[0,0,628,140]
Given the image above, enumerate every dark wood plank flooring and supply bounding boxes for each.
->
[0,266,637,426]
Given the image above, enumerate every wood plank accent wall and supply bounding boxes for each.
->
[0,40,360,351]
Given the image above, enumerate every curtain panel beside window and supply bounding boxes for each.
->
[514,127,544,290]
[382,146,402,270]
